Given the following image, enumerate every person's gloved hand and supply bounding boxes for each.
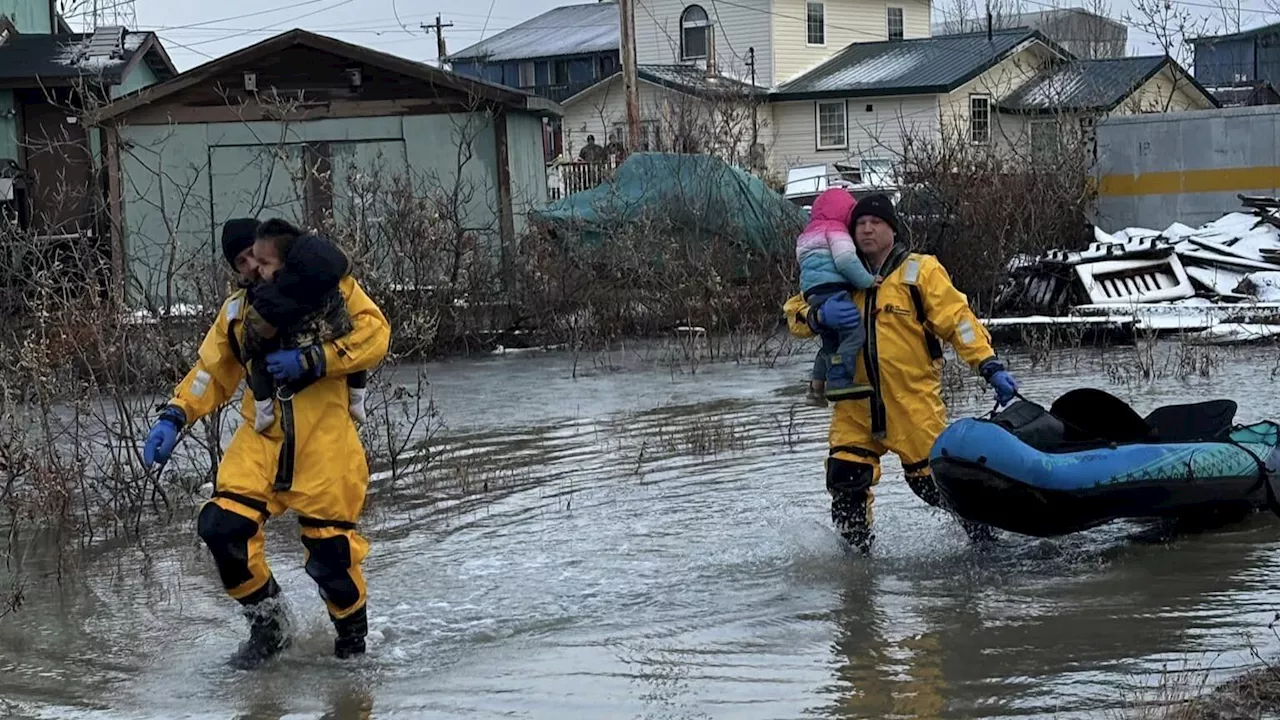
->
[981,359,1019,405]
[143,407,185,468]
[265,346,323,383]
[815,293,861,331]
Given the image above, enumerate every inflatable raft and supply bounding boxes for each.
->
[929,389,1280,537]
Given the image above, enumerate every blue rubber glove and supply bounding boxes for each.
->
[981,359,1019,405]
[142,408,184,468]
[815,293,861,331]
[265,346,323,383]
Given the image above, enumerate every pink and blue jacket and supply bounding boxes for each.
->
[797,188,875,296]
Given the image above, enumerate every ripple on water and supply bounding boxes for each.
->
[6,343,1280,718]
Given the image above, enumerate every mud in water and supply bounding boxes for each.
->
[3,340,1280,719]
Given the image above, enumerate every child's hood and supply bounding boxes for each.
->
[807,188,855,229]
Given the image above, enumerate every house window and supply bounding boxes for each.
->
[807,2,825,46]
[681,5,709,60]
[861,157,893,186]
[1030,119,1059,162]
[519,62,535,87]
[816,100,847,150]
[598,54,617,78]
[970,95,990,143]
[553,60,570,85]
[887,7,904,40]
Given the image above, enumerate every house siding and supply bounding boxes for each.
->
[560,75,671,155]
[767,94,941,172]
[634,0,772,86]
[772,0,933,85]
[118,111,548,305]
[1193,31,1280,88]
[505,112,551,232]
[111,61,162,100]
[0,91,16,161]
[0,0,52,33]
[938,43,1053,145]
[1116,67,1216,113]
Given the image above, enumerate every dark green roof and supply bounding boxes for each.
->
[0,29,176,88]
[773,28,1052,100]
[998,55,1220,112]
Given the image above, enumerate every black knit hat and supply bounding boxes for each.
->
[221,218,260,267]
[850,193,900,237]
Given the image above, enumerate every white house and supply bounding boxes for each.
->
[549,0,1218,183]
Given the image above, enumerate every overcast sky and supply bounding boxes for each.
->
[63,0,1278,72]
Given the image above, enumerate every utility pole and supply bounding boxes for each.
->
[422,14,454,65]
[619,0,641,149]
[747,46,758,149]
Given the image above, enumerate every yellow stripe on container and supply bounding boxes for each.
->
[1099,166,1280,197]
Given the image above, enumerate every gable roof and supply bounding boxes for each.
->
[560,64,763,105]
[773,28,1062,100]
[94,28,561,122]
[0,28,177,89]
[998,55,1221,112]
[447,2,618,63]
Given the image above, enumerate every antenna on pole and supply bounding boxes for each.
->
[87,0,137,30]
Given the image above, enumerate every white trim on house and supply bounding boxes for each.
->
[805,1,826,47]
[969,93,991,144]
[886,6,904,41]
[814,98,848,150]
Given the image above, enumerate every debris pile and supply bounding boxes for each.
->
[994,195,1280,316]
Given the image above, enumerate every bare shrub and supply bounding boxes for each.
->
[894,121,1097,314]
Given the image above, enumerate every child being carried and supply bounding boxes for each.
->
[796,188,875,407]
[241,219,368,432]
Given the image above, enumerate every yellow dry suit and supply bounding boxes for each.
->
[166,275,390,633]
[785,244,998,549]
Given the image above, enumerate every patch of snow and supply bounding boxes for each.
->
[54,38,128,73]
[1237,272,1280,302]
[123,33,145,52]
[1161,222,1197,238]
[1184,265,1248,297]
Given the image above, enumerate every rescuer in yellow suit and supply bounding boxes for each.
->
[141,218,391,669]
[784,194,1019,553]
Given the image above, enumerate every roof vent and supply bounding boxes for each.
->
[86,26,126,59]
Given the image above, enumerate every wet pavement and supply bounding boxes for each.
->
[3,339,1280,719]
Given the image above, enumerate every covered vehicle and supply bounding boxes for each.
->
[929,389,1280,537]
[533,152,805,256]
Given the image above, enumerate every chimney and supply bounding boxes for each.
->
[706,24,717,77]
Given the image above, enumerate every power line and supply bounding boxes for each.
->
[161,0,361,49]
[144,0,339,32]
[156,34,218,60]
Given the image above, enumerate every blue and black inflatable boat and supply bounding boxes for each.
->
[929,389,1280,537]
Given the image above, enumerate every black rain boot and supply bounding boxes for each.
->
[228,580,292,670]
[960,518,999,548]
[832,494,874,555]
[333,605,368,660]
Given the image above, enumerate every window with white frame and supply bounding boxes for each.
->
[816,100,847,150]
[519,62,535,87]
[807,2,826,45]
[887,7,904,40]
[681,5,709,60]
[969,95,990,144]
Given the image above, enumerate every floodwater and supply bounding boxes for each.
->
[4,339,1280,719]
